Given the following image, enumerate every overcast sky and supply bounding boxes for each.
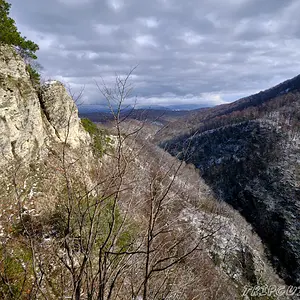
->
[8,0,300,110]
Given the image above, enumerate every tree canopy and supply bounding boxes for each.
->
[0,0,39,60]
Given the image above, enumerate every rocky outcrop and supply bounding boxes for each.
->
[0,44,90,165]
[40,81,89,148]
[0,44,49,162]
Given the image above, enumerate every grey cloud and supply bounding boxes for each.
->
[236,0,295,18]
[7,0,300,108]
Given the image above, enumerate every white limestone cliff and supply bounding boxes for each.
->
[0,44,90,165]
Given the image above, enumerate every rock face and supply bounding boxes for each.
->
[0,44,89,165]
[0,44,48,162]
[163,107,300,286]
[40,81,89,148]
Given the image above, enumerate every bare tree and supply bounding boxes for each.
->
[0,69,227,300]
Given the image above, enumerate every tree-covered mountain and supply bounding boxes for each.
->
[160,75,300,286]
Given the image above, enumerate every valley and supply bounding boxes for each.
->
[83,74,300,287]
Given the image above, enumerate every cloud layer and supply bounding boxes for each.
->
[8,0,300,109]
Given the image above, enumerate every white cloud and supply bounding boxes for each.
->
[107,0,124,11]
[135,35,158,47]
[123,93,228,108]
[180,31,204,45]
[138,17,159,28]
[201,93,226,105]
[93,24,119,35]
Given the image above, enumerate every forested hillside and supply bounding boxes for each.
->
[161,77,300,286]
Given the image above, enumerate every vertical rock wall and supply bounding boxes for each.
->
[0,44,90,165]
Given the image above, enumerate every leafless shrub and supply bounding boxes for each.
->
[0,68,285,300]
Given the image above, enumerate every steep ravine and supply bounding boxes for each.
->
[3,43,300,298]
[164,118,300,286]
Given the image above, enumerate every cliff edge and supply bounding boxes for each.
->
[0,44,89,165]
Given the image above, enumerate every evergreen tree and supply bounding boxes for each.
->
[0,0,40,84]
[0,0,39,59]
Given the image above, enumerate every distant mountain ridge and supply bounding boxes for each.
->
[208,74,300,117]
[78,103,208,114]
[80,108,191,126]
[153,73,300,143]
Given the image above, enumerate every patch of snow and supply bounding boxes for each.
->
[279,87,291,95]
[44,80,58,85]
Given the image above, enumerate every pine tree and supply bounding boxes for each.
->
[0,0,39,59]
[0,0,40,84]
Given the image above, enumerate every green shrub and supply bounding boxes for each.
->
[0,0,41,86]
[81,118,99,135]
[0,241,34,299]
[26,64,40,86]
[81,118,113,157]
[48,195,136,255]
[0,0,38,59]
